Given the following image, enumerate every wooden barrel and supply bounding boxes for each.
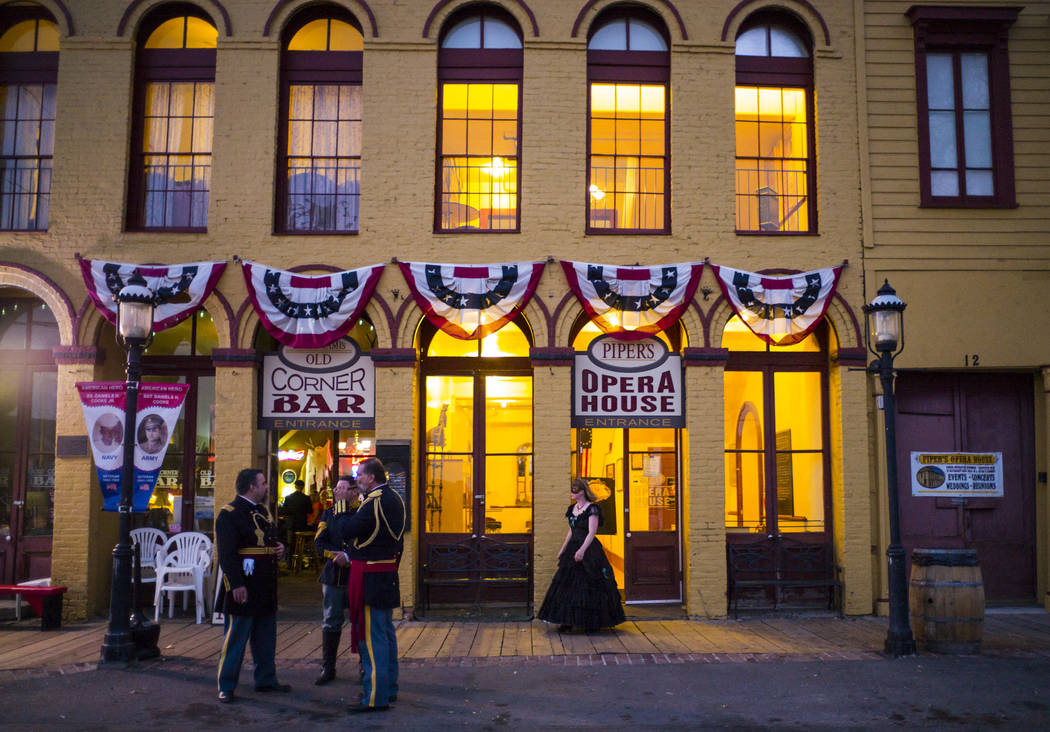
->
[909,548,984,654]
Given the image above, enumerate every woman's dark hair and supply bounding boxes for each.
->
[571,477,599,502]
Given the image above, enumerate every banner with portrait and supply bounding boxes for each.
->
[77,381,189,512]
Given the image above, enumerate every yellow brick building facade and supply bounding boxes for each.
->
[0,0,1042,623]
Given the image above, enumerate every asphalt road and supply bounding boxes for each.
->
[2,654,1048,730]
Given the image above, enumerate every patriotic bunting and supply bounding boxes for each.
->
[398,261,545,340]
[79,258,226,332]
[711,264,843,346]
[561,261,704,341]
[241,260,384,348]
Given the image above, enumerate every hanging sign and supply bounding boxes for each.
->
[910,452,1004,497]
[260,337,375,430]
[76,381,189,512]
[79,258,226,332]
[572,334,682,428]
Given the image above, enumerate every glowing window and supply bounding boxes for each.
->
[288,18,362,51]
[145,16,217,49]
[735,16,814,233]
[426,320,530,358]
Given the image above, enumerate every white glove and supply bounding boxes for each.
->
[242,558,255,576]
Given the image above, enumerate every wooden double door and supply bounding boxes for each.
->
[895,372,1036,604]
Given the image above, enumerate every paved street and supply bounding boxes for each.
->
[1,652,1049,729]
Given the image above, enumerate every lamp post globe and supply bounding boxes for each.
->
[864,279,916,658]
[100,270,157,664]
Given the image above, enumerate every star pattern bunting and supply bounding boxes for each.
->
[711,264,843,346]
[241,260,384,348]
[561,261,704,341]
[78,258,227,332]
[398,261,545,340]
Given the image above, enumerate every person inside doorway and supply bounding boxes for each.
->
[280,479,312,548]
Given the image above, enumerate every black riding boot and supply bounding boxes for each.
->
[315,630,341,685]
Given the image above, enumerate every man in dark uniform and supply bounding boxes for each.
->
[280,478,312,547]
[312,474,358,685]
[335,457,405,713]
[215,468,290,703]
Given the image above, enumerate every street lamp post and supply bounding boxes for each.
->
[100,271,156,664]
[863,279,916,658]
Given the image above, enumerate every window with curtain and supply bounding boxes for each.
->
[126,10,217,231]
[437,7,522,232]
[907,6,1019,208]
[734,14,815,233]
[278,9,362,233]
[0,8,58,231]
[586,11,669,233]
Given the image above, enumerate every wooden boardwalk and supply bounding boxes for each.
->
[2,610,1049,674]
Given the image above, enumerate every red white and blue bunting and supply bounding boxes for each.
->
[78,258,227,332]
[398,261,545,340]
[561,261,704,341]
[711,264,843,346]
[241,260,384,348]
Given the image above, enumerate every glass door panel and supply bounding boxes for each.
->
[424,454,473,533]
[425,375,475,533]
[484,375,532,535]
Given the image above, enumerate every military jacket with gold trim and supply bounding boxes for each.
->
[215,494,281,616]
[313,499,356,587]
[335,484,405,609]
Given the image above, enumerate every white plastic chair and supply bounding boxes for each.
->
[130,527,166,572]
[153,532,213,623]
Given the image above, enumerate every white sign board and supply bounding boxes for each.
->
[573,334,682,428]
[910,452,1004,497]
[261,338,375,430]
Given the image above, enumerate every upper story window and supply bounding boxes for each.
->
[735,14,815,233]
[908,6,1019,208]
[436,7,522,232]
[126,6,217,232]
[277,7,363,234]
[586,12,669,234]
[0,6,59,231]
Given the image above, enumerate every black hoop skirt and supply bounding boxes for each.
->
[537,504,625,630]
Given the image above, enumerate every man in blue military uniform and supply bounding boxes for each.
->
[312,474,358,685]
[215,468,290,703]
[335,457,405,713]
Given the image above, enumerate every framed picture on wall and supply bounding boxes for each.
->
[604,463,614,479]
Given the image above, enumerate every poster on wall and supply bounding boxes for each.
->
[910,452,1004,497]
[260,337,375,430]
[572,334,683,428]
[77,381,190,512]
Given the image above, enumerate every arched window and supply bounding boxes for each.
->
[734,13,815,233]
[436,6,523,232]
[587,10,669,233]
[277,7,363,233]
[721,315,831,536]
[126,5,218,231]
[0,5,59,231]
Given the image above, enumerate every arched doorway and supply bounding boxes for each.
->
[418,315,534,608]
[568,315,685,602]
[0,288,58,582]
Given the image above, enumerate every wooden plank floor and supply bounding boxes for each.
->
[2,611,1049,671]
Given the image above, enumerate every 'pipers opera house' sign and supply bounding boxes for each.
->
[260,338,374,429]
[573,335,683,428]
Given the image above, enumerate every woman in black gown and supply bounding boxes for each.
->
[538,478,625,632]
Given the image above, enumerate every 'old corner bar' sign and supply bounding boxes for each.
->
[910,451,1004,497]
[261,337,374,430]
[573,334,682,428]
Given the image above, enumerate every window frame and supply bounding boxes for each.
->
[734,15,816,235]
[125,6,217,233]
[586,10,671,235]
[908,5,1019,209]
[435,7,524,234]
[0,7,59,232]
[723,322,832,537]
[275,7,363,235]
